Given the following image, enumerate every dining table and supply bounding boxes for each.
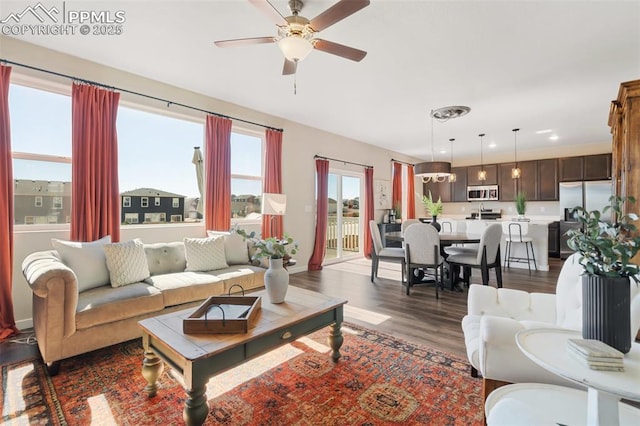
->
[386,230,482,291]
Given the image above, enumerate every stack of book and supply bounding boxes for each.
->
[567,338,625,371]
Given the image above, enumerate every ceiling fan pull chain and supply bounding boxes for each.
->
[294,73,297,95]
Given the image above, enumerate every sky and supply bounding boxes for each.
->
[10,83,362,201]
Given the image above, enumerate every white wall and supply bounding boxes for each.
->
[3,37,422,328]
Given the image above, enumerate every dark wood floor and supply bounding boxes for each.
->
[291,257,563,359]
[0,258,563,365]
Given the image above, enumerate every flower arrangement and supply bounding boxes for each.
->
[566,195,640,281]
[422,190,443,217]
[235,228,298,261]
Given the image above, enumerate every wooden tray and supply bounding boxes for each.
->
[183,295,261,334]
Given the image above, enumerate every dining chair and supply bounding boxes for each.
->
[401,219,421,236]
[502,221,537,274]
[369,220,405,284]
[445,223,503,288]
[404,223,443,297]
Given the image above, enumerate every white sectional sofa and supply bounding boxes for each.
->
[22,233,265,374]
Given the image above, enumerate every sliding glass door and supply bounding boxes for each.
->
[325,172,362,262]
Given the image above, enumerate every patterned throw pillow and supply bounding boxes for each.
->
[103,239,150,287]
[51,235,112,292]
[184,235,228,272]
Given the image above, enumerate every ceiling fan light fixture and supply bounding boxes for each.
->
[277,35,314,62]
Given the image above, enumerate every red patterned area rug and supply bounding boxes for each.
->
[1,323,482,425]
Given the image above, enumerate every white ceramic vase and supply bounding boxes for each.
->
[264,257,289,304]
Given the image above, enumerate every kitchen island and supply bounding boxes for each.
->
[439,218,551,271]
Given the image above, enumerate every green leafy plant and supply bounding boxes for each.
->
[515,191,527,215]
[566,195,640,281]
[422,191,443,217]
[235,228,298,260]
[393,202,402,220]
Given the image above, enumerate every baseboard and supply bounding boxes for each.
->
[16,318,33,331]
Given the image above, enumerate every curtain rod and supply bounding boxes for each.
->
[391,158,415,166]
[0,58,283,132]
[314,155,372,169]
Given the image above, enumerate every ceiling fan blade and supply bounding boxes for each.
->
[313,39,367,62]
[248,0,288,25]
[309,0,370,32]
[283,59,297,75]
[214,36,275,48]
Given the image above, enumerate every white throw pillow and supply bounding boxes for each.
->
[51,235,112,292]
[103,239,150,287]
[184,236,228,272]
[206,231,250,265]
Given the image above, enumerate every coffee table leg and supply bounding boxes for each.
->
[142,350,164,397]
[328,321,344,362]
[183,382,208,426]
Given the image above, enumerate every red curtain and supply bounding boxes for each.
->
[71,83,120,243]
[308,159,329,271]
[392,162,402,218]
[0,65,18,341]
[407,165,416,219]
[363,167,374,259]
[262,129,283,239]
[205,115,232,231]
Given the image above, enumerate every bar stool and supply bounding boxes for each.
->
[502,221,537,274]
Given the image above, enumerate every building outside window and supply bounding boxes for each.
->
[154,197,160,206]
[10,83,72,226]
[124,213,139,224]
[123,196,131,207]
[172,197,179,208]
[141,197,149,208]
[230,131,263,219]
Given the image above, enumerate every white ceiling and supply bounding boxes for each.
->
[4,0,640,163]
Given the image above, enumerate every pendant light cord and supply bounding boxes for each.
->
[430,111,436,162]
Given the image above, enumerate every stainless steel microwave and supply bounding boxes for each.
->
[467,185,499,201]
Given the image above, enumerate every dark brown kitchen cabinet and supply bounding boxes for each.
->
[517,160,538,200]
[498,163,517,201]
[537,158,559,200]
[451,167,468,202]
[584,153,612,180]
[548,221,560,258]
[559,156,584,181]
[467,164,498,186]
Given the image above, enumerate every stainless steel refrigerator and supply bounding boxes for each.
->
[559,180,612,258]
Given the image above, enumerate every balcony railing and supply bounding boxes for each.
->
[326,216,360,252]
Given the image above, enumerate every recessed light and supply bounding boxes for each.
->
[439,149,447,154]
[549,134,559,141]
[488,143,496,148]
[536,129,553,134]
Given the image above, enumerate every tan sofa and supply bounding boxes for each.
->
[22,238,265,374]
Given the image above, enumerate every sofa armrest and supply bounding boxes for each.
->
[22,250,79,338]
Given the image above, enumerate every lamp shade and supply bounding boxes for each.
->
[414,161,452,183]
[277,36,313,62]
[262,193,287,215]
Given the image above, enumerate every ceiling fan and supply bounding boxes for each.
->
[214,0,370,75]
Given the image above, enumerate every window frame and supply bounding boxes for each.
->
[230,127,265,225]
[34,196,43,207]
[172,197,179,208]
[141,197,149,208]
[123,196,131,207]
[154,197,161,207]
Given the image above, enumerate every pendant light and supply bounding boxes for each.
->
[478,133,487,181]
[448,138,457,183]
[415,106,470,183]
[511,128,521,179]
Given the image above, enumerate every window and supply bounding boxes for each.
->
[10,83,72,226]
[123,196,131,207]
[124,213,139,224]
[117,105,203,226]
[144,212,166,223]
[141,197,149,208]
[170,214,182,222]
[230,131,263,219]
